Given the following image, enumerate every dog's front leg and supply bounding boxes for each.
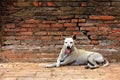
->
[57,54,68,67]
[60,55,75,66]
[56,49,65,67]
[56,59,61,67]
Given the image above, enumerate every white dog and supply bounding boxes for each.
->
[46,35,109,69]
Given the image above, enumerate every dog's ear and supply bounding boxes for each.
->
[72,35,76,40]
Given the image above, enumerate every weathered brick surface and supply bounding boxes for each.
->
[89,16,115,20]
[0,0,120,62]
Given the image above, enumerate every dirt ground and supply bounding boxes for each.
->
[0,63,120,80]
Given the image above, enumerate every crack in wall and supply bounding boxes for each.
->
[77,26,91,40]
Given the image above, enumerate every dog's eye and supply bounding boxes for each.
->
[70,42,73,43]
[65,42,67,43]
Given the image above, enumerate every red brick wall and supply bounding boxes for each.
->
[0,0,120,62]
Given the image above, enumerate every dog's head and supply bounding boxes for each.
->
[64,35,76,54]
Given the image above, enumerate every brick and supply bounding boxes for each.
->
[20,28,27,31]
[109,33,120,37]
[105,21,119,24]
[64,23,76,27]
[87,32,99,35]
[117,37,120,41]
[41,36,52,40]
[48,32,64,35]
[2,2,16,6]
[1,50,12,56]
[58,20,71,23]
[79,40,90,45]
[5,24,15,28]
[3,29,15,32]
[34,32,47,36]
[27,28,38,32]
[90,35,98,40]
[53,36,63,40]
[39,53,58,58]
[108,36,116,40]
[33,1,42,6]
[38,2,42,6]
[3,31,15,36]
[4,28,27,32]
[72,32,83,35]
[33,1,39,6]
[42,21,56,24]
[81,2,87,7]
[78,23,96,27]
[99,31,109,36]
[96,24,109,27]
[112,28,120,33]
[15,36,34,40]
[79,19,86,23]
[90,40,99,45]
[51,23,63,27]
[48,32,72,36]
[66,27,78,31]
[2,36,14,40]
[99,27,111,31]
[58,15,74,19]
[54,41,63,45]
[77,45,94,49]
[48,32,64,36]
[16,2,32,7]
[75,36,88,41]
[60,6,73,11]
[51,28,59,31]
[38,24,50,28]
[39,27,51,31]
[22,24,37,28]
[81,27,98,31]
[25,19,40,23]
[48,32,59,36]
[71,19,78,23]
[6,54,22,59]
[1,50,22,59]
[47,2,56,6]
[99,36,108,40]
[40,41,53,45]
[63,32,72,36]
[20,32,33,36]
[23,53,37,59]
[4,40,20,45]
[89,15,115,20]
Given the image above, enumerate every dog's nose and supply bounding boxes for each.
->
[67,46,71,49]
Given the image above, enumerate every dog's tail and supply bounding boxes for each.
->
[103,58,109,67]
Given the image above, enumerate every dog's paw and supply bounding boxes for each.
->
[56,63,60,67]
[56,64,60,67]
[45,65,53,68]
[56,61,60,67]
[85,66,90,69]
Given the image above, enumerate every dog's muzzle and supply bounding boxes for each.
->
[65,46,72,54]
